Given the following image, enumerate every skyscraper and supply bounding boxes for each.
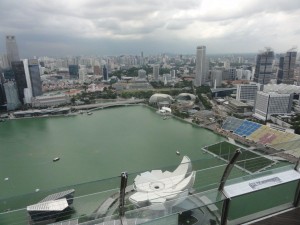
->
[277,50,297,84]
[79,66,86,81]
[277,54,284,84]
[69,65,79,79]
[170,69,176,79]
[10,59,42,104]
[1,54,9,69]
[211,70,223,88]
[223,68,237,81]
[103,65,108,81]
[22,59,33,103]
[6,35,20,68]
[141,51,145,66]
[195,46,206,87]
[0,73,5,105]
[11,61,27,103]
[236,84,259,102]
[253,91,293,121]
[3,81,21,110]
[27,59,42,97]
[253,48,274,84]
[153,64,159,81]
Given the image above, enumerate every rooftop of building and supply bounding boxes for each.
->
[263,84,300,94]
[229,99,250,107]
[211,87,237,93]
[258,91,292,97]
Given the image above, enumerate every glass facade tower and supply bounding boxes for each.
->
[254,48,274,84]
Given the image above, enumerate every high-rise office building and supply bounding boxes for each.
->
[236,84,259,102]
[22,59,35,104]
[153,65,159,81]
[211,70,223,88]
[253,91,293,121]
[254,48,274,84]
[170,69,176,79]
[12,59,41,104]
[11,61,27,103]
[6,35,20,68]
[0,71,4,84]
[195,46,206,86]
[277,51,297,84]
[103,65,108,81]
[277,54,284,84]
[3,81,21,110]
[0,83,5,105]
[236,69,252,80]
[223,68,236,80]
[79,66,86,81]
[0,54,9,69]
[27,59,42,97]
[0,73,5,105]
[69,65,79,79]
[140,51,144,66]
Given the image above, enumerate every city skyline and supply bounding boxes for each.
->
[0,0,300,57]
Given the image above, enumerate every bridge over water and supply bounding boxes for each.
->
[72,99,145,110]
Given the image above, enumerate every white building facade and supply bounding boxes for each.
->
[31,94,70,108]
[23,59,33,104]
[195,46,206,86]
[211,70,223,88]
[254,91,293,121]
[236,84,259,102]
[236,69,252,80]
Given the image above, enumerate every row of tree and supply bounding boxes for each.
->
[291,115,300,134]
[195,86,213,110]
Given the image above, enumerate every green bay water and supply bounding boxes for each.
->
[0,106,225,198]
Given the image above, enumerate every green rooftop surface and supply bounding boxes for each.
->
[204,141,275,173]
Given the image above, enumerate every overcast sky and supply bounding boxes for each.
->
[0,0,300,57]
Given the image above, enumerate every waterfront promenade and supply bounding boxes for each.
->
[72,99,145,110]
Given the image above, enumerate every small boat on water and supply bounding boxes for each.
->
[53,157,60,162]
[87,112,93,115]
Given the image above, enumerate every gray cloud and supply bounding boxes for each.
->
[166,19,193,30]
[0,0,299,57]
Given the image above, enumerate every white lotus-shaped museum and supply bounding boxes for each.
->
[129,156,195,209]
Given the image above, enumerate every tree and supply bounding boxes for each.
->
[70,97,76,105]
[150,81,164,89]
